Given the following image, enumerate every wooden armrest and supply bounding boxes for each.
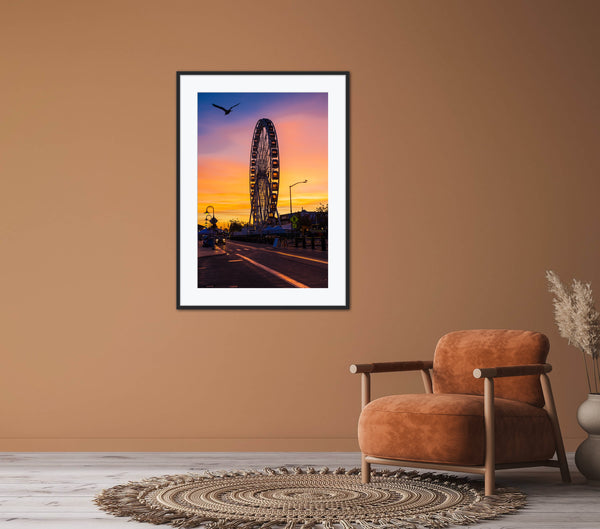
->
[350,361,433,374]
[473,363,552,379]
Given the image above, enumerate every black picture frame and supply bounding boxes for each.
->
[177,71,349,309]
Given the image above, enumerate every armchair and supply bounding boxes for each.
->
[351,329,570,496]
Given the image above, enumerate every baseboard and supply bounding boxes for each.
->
[0,438,361,452]
[0,437,583,453]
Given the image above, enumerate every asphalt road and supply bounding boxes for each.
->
[198,240,328,288]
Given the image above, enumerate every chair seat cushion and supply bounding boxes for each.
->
[358,393,555,466]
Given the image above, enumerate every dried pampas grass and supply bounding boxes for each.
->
[546,270,600,393]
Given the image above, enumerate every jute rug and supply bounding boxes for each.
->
[95,467,526,529]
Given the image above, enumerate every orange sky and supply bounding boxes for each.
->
[197,93,328,227]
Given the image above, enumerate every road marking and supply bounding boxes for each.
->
[228,259,243,262]
[233,243,266,251]
[236,254,309,288]
[271,251,327,264]
[230,243,327,264]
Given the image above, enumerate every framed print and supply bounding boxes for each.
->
[177,71,349,309]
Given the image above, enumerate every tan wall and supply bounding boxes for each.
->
[2,0,599,452]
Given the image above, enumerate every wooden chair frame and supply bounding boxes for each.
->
[350,361,571,496]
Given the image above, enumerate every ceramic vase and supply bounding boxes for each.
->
[575,393,600,484]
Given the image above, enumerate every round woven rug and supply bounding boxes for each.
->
[95,467,526,529]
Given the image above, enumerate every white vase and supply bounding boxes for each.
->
[575,393,600,484]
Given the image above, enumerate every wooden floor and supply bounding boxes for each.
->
[0,452,598,528]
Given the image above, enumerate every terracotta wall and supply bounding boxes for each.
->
[2,0,599,452]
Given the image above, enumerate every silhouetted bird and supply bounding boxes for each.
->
[212,103,240,115]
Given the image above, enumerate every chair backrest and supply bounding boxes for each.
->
[432,329,549,407]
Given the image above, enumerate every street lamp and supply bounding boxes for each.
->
[204,206,216,248]
[204,214,210,228]
[289,180,307,216]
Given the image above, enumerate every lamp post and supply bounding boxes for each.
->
[289,181,307,244]
[204,206,215,248]
[289,180,307,216]
[204,214,210,228]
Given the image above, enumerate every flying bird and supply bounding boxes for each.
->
[212,103,240,115]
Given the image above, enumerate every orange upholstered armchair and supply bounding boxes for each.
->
[351,330,571,496]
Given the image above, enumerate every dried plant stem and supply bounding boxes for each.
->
[582,351,593,394]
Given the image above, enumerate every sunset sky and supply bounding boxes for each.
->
[197,92,328,227]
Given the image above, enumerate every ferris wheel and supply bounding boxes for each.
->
[249,118,280,228]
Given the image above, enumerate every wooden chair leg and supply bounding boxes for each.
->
[484,466,495,496]
[361,454,371,484]
[360,373,372,484]
[484,377,496,496]
[541,374,571,483]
